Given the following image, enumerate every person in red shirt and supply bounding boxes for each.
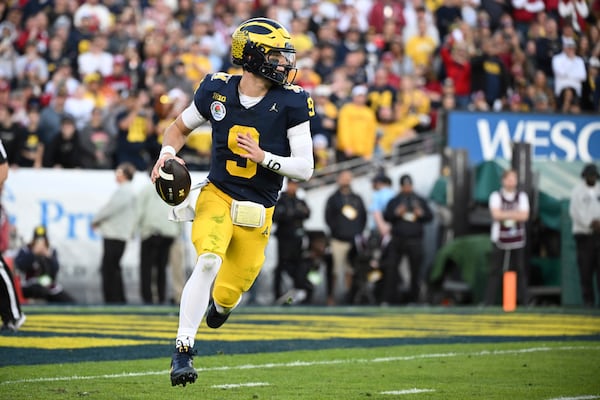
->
[440,38,472,108]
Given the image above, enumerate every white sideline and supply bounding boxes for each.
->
[1,345,598,386]
[211,382,270,389]
[547,396,600,400]
[381,388,435,395]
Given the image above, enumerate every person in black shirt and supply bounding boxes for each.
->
[324,170,367,305]
[272,179,312,304]
[381,174,433,304]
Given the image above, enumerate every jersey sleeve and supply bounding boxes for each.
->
[284,85,315,129]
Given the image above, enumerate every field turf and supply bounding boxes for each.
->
[0,305,598,399]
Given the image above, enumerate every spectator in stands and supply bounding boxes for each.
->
[335,85,378,163]
[74,0,113,34]
[15,11,49,55]
[484,168,530,306]
[45,35,68,77]
[395,74,432,133]
[403,4,440,46]
[405,18,439,70]
[15,40,49,93]
[470,36,511,110]
[64,84,95,131]
[44,58,79,98]
[369,0,405,35]
[82,72,118,110]
[43,114,85,168]
[92,162,137,304]
[77,34,114,78]
[38,86,70,147]
[367,67,398,113]
[114,89,156,171]
[527,69,557,110]
[16,106,44,168]
[569,163,600,308]
[343,49,369,86]
[79,107,115,169]
[335,27,364,67]
[381,37,414,83]
[440,36,473,108]
[161,59,196,99]
[0,104,23,166]
[295,57,322,94]
[558,0,589,36]
[15,225,75,303]
[534,17,562,83]
[179,36,213,85]
[581,57,600,112]
[103,54,133,95]
[376,105,417,156]
[0,22,18,83]
[381,174,433,304]
[325,170,367,305]
[290,15,315,60]
[552,37,587,112]
[435,0,463,41]
[313,42,339,84]
[311,84,338,149]
[511,0,545,39]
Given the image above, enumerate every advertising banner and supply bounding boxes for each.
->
[447,111,600,164]
[3,168,206,304]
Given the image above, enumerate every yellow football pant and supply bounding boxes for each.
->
[191,183,274,308]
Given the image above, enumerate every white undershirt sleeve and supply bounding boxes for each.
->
[180,101,208,130]
[260,120,314,182]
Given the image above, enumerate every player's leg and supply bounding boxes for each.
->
[207,206,274,328]
[170,185,232,386]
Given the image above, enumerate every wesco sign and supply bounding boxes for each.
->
[446,111,600,164]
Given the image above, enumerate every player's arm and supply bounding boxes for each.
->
[151,102,207,183]
[237,120,314,182]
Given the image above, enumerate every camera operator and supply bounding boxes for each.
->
[14,225,74,303]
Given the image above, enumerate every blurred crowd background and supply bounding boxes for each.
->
[0,0,599,174]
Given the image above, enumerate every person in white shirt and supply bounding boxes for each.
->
[569,164,600,307]
[77,35,114,78]
[551,37,587,112]
[484,169,530,306]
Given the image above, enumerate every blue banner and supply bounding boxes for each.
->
[447,111,600,164]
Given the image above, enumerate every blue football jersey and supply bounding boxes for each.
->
[193,73,314,207]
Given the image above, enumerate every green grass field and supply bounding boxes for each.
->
[1,305,599,400]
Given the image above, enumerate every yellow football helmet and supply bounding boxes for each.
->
[231,18,297,85]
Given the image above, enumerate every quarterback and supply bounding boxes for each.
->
[150,18,315,387]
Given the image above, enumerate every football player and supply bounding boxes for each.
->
[150,18,315,387]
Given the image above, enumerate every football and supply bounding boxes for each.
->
[155,159,191,206]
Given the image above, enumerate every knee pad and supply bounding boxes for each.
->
[212,285,241,310]
[196,253,222,278]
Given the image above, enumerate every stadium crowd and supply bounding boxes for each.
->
[0,0,598,173]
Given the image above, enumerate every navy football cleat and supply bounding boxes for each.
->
[206,300,230,329]
[170,345,198,387]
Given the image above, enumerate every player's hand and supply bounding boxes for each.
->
[237,133,265,163]
[150,153,186,183]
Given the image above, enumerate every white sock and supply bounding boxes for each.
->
[175,253,222,348]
